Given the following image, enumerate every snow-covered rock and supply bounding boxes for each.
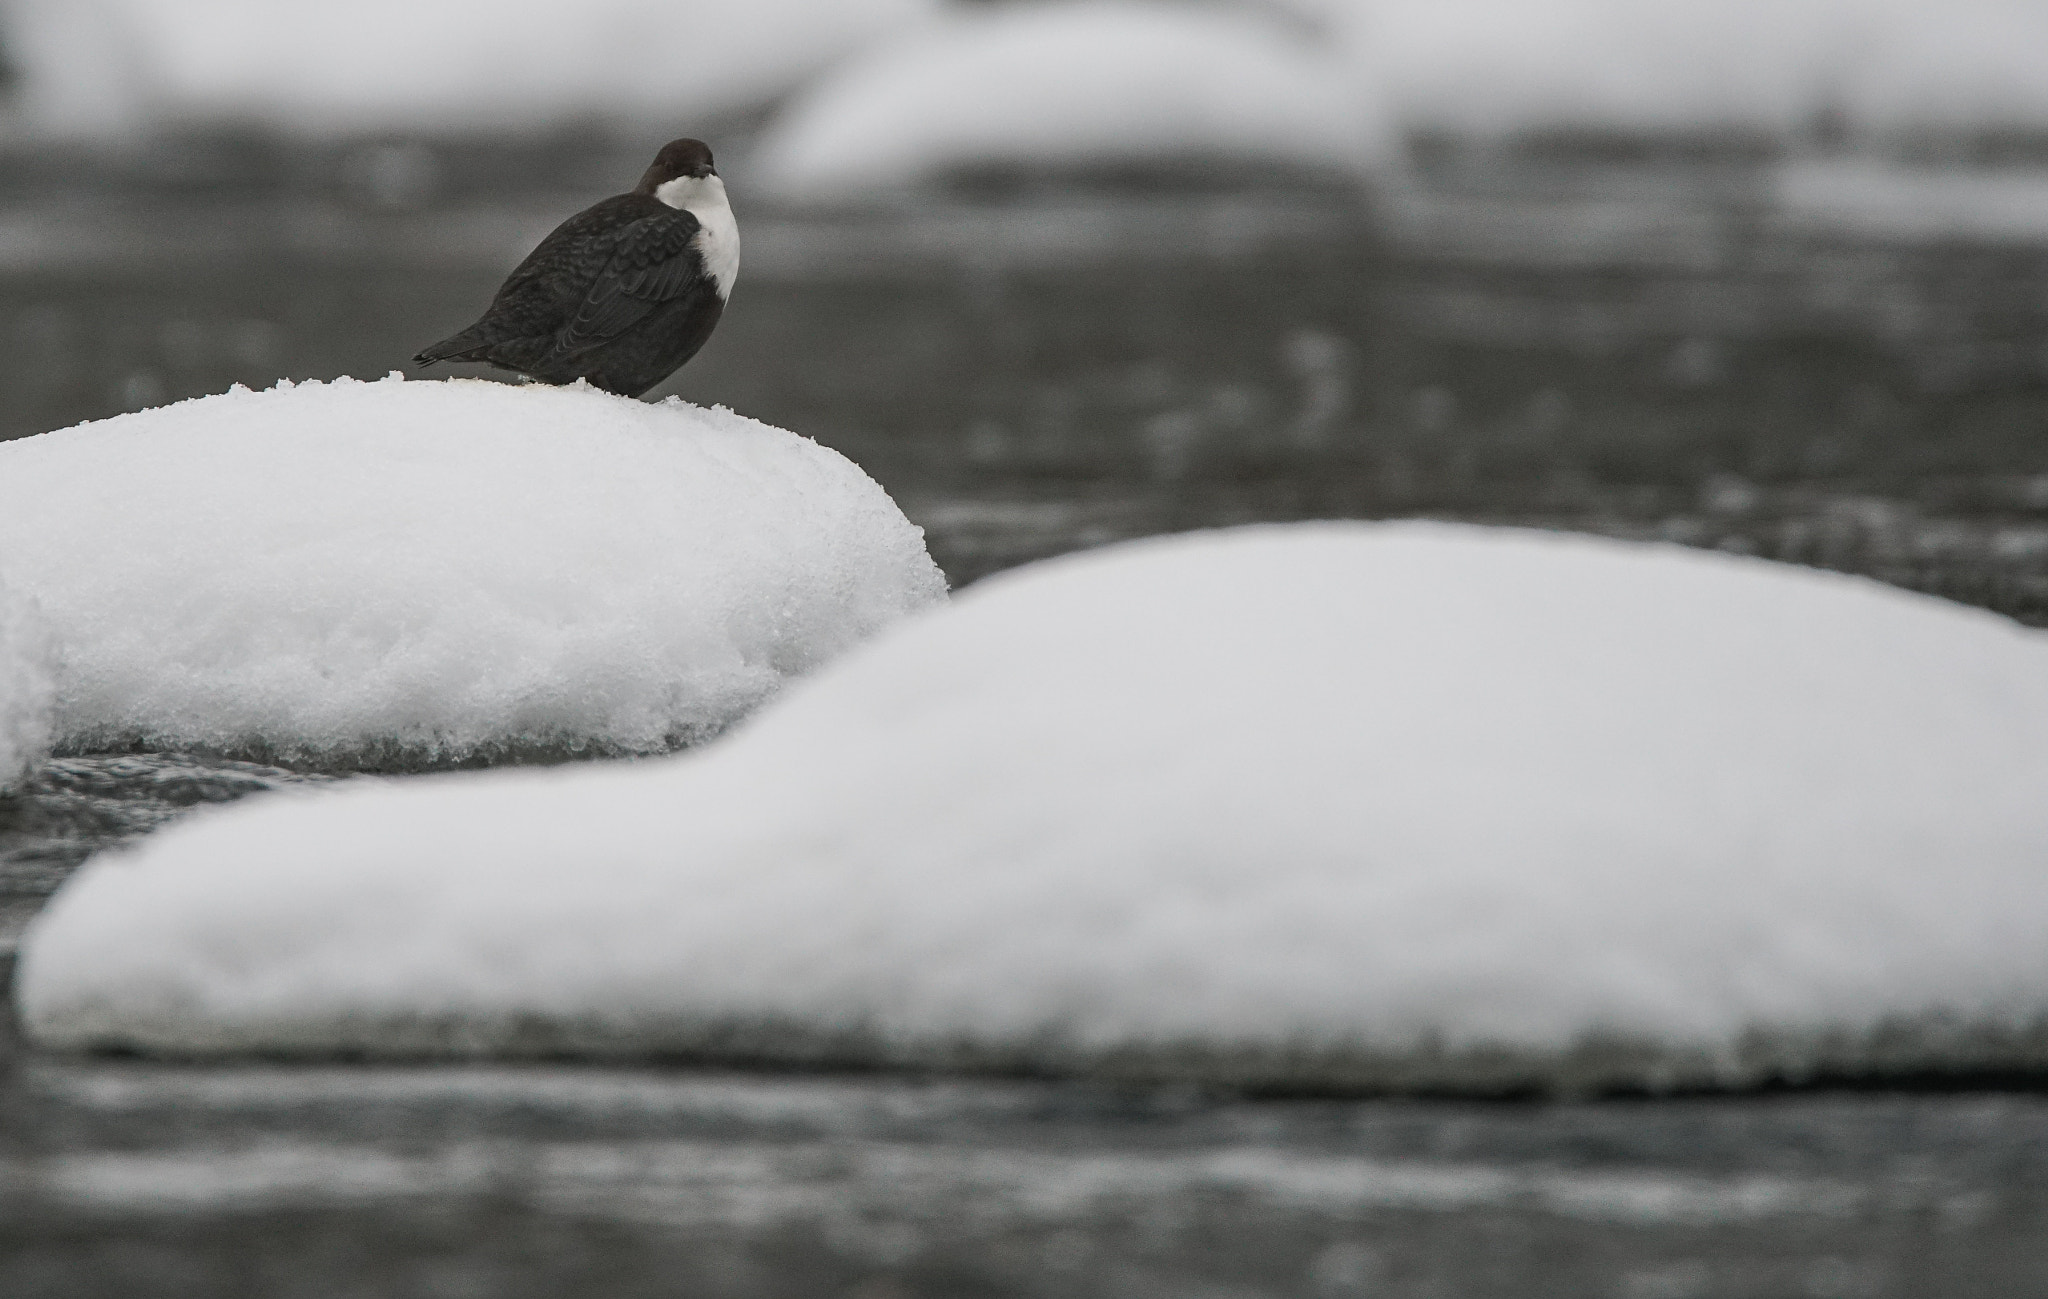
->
[19,523,2048,1090]
[752,2,1394,200]
[0,579,56,790]
[0,376,945,766]
[4,0,934,137]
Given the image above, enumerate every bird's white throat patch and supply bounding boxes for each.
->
[654,174,739,300]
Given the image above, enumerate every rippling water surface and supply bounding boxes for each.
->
[3,1051,2047,1297]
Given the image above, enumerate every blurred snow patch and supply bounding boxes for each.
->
[11,0,2048,149]
[1777,158,2048,243]
[0,376,946,765]
[0,577,55,790]
[22,523,2048,1091]
[1301,0,2048,139]
[752,1,1395,200]
[2,0,936,137]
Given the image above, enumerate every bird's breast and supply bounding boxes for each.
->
[693,210,739,301]
[656,174,740,301]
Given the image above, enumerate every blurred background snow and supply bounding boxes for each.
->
[0,0,936,139]
[5,0,2048,161]
[6,0,2048,149]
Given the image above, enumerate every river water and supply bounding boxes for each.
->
[4,152,2048,1294]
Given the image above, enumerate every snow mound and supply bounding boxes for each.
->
[0,376,945,766]
[752,2,1394,200]
[0,579,56,790]
[20,523,2048,1092]
[5,0,934,137]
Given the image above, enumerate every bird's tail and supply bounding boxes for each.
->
[412,326,493,368]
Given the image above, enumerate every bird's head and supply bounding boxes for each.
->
[637,138,718,200]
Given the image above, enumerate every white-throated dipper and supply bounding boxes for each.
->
[413,138,738,398]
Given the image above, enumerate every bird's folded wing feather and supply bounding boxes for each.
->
[550,209,707,358]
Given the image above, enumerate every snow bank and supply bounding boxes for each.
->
[752,2,1394,200]
[21,523,2048,1090]
[4,0,934,137]
[0,376,945,766]
[0,579,55,789]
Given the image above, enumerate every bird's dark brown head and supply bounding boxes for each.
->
[634,138,716,195]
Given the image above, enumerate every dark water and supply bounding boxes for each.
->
[0,756,331,945]
[4,1053,2048,1299]
[7,159,2048,1294]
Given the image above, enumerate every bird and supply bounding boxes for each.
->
[413,138,738,398]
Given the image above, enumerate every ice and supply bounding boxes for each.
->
[0,375,946,766]
[3,0,935,137]
[751,1,1395,200]
[0,578,55,789]
[20,522,2048,1090]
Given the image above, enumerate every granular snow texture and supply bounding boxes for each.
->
[20,524,2048,1091]
[0,376,946,766]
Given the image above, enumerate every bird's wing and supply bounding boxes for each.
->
[548,208,707,359]
[492,197,650,303]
